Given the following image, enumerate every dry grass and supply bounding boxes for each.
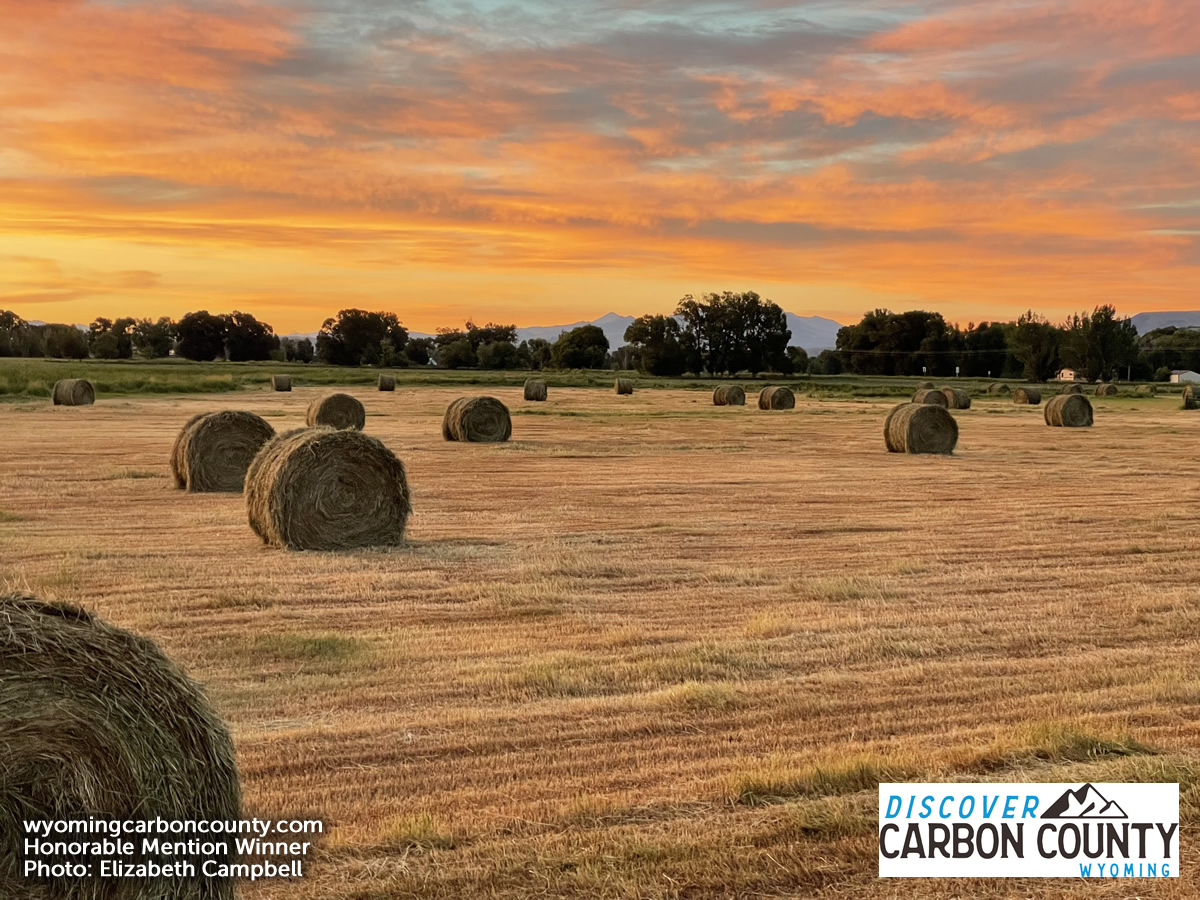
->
[2,385,1200,898]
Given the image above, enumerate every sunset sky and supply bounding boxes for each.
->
[2,0,1198,334]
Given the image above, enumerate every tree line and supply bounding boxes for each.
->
[3,298,1198,382]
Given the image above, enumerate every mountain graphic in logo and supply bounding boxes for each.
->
[1041,784,1128,819]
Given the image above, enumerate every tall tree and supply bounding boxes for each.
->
[1009,310,1060,382]
[1060,305,1139,382]
[176,310,228,361]
[551,325,609,369]
[674,291,791,375]
[131,317,175,358]
[224,311,278,362]
[317,309,408,366]
[623,314,687,376]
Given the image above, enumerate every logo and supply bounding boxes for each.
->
[878,782,1178,878]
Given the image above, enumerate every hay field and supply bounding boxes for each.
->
[2,386,1199,898]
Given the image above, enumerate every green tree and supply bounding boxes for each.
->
[1137,327,1200,378]
[477,340,524,369]
[176,310,228,361]
[674,291,791,375]
[405,337,435,366]
[1009,311,1060,382]
[437,337,476,368]
[520,338,552,370]
[623,314,687,376]
[1060,305,1138,381]
[225,311,278,362]
[317,309,408,366]
[91,331,121,359]
[810,349,843,375]
[786,346,809,374]
[131,317,175,358]
[42,324,89,359]
[551,324,609,369]
[836,309,959,377]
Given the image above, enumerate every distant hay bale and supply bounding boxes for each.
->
[917,381,935,390]
[987,383,1010,394]
[442,396,512,442]
[1060,382,1083,394]
[940,387,971,409]
[524,378,547,401]
[1012,387,1042,405]
[1183,386,1198,409]
[758,386,795,410]
[912,388,949,407]
[306,392,366,430]
[1045,393,1094,427]
[51,378,94,406]
[1135,384,1157,395]
[713,384,746,406]
[615,377,634,395]
[1094,383,1118,396]
[170,411,275,493]
[245,428,411,550]
[378,374,396,391]
[885,403,958,454]
[0,591,240,900]
[270,374,291,392]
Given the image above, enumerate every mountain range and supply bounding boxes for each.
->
[286,311,846,354]
[1130,311,1200,333]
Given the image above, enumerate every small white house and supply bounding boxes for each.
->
[1055,368,1078,382]
[1169,370,1200,384]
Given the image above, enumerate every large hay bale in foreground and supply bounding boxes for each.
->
[378,374,396,391]
[885,403,958,454]
[246,428,411,550]
[271,374,291,392]
[615,378,634,395]
[307,392,366,430]
[1184,386,1198,410]
[524,378,547,401]
[170,411,275,493]
[713,384,746,406]
[1094,383,1118,396]
[940,387,971,409]
[987,383,1010,394]
[443,396,512,442]
[51,378,94,406]
[758,386,795,410]
[912,388,949,407]
[0,592,240,900]
[1045,393,1093,427]
[1013,387,1042,405]
[1060,382,1082,395]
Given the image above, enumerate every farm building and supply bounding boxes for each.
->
[1169,370,1200,384]
[1055,368,1078,381]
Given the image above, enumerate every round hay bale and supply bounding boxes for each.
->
[51,378,94,406]
[443,396,512,442]
[1135,384,1157,395]
[713,384,746,406]
[1183,386,1198,410]
[170,411,275,493]
[987,383,1010,394]
[758,386,795,410]
[917,381,936,390]
[615,378,634,395]
[1012,387,1042,405]
[245,428,411,550]
[1094,383,1118,396]
[1044,393,1094,427]
[306,392,366,430]
[0,591,240,900]
[885,403,958,454]
[912,388,949,407]
[271,374,292,392]
[940,387,971,409]
[378,374,396,391]
[524,378,547,401]
[1060,382,1082,395]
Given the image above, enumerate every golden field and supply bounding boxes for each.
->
[2,386,1199,899]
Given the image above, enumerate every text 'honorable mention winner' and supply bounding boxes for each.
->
[22,817,321,883]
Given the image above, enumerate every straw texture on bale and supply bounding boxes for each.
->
[1045,393,1094,427]
[246,428,412,550]
[1013,387,1042,405]
[987,383,1010,394]
[524,378,547,401]
[1094,383,1118,396]
[912,388,949,407]
[0,592,240,900]
[884,403,958,454]
[271,374,292,391]
[1135,384,1157,395]
[1060,382,1082,394]
[713,385,746,406]
[378,374,396,391]
[307,392,366,430]
[917,381,935,390]
[940,387,971,409]
[170,411,275,493]
[615,378,634,395]
[758,386,795,410]
[442,396,512,442]
[1184,386,1198,410]
[51,378,94,406]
